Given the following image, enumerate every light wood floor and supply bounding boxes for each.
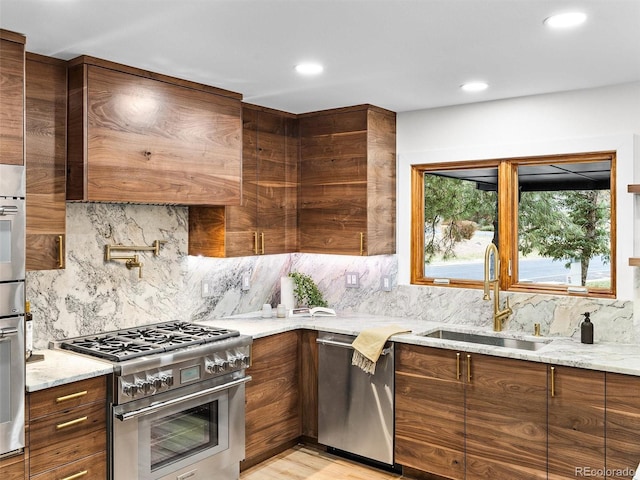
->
[241,446,405,480]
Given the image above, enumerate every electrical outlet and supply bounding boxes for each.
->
[345,272,360,288]
[241,272,251,291]
[381,275,392,292]
[201,280,212,298]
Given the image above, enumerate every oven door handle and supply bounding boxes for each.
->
[0,326,19,338]
[114,376,251,422]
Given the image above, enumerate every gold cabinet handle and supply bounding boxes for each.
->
[56,416,88,430]
[359,232,365,256]
[467,354,472,383]
[56,390,88,403]
[61,471,88,480]
[57,235,65,268]
[253,232,259,255]
[260,232,265,255]
[456,352,461,380]
[550,366,556,397]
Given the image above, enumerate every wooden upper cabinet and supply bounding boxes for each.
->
[189,104,298,257]
[298,104,396,256]
[66,56,242,205]
[0,30,25,166]
[25,53,67,270]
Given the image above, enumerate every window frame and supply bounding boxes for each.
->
[411,152,617,298]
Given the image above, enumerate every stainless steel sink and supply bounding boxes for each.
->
[422,329,550,351]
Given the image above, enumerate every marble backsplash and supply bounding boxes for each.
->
[26,204,638,348]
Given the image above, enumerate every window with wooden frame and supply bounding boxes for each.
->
[411,152,616,298]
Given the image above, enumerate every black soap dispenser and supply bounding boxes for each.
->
[581,312,594,344]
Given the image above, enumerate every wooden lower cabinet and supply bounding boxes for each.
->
[395,345,465,480]
[465,354,547,479]
[28,376,107,479]
[243,331,302,467]
[548,366,605,480]
[395,345,547,480]
[300,330,319,441]
[606,373,640,479]
[0,451,26,479]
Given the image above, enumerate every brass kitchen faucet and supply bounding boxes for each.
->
[483,243,512,331]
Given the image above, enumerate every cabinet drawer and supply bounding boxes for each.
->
[30,450,106,480]
[30,376,106,419]
[29,402,106,475]
[0,450,26,479]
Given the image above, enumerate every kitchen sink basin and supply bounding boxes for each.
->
[421,329,550,351]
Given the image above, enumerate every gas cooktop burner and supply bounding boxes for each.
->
[59,321,240,362]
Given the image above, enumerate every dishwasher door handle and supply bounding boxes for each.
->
[316,338,392,356]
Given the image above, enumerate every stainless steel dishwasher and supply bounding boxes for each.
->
[317,331,395,466]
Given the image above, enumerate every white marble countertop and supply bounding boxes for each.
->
[198,311,640,377]
[26,349,113,392]
[27,311,640,392]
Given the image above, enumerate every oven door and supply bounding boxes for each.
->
[0,197,25,283]
[0,315,25,456]
[113,376,249,480]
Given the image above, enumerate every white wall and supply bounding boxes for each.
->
[396,82,640,300]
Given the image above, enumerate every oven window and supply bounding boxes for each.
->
[0,343,10,422]
[0,220,10,263]
[150,402,218,471]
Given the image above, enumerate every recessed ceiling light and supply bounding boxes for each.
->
[461,81,488,92]
[295,63,323,75]
[544,12,587,29]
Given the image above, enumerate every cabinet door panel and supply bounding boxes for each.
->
[298,105,395,256]
[465,355,547,480]
[0,33,25,166]
[244,331,301,462]
[548,367,605,480]
[25,54,67,270]
[68,63,242,205]
[395,345,464,480]
[606,372,640,479]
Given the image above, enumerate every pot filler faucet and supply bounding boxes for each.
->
[483,243,512,332]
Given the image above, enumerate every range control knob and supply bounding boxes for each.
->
[137,380,151,395]
[205,360,220,374]
[231,356,244,368]
[160,374,174,387]
[122,382,136,397]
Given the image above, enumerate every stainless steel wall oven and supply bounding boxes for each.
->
[0,164,26,458]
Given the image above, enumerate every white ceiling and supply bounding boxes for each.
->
[1,0,639,114]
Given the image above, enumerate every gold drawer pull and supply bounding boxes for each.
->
[56,416,88,430]
[467,354,472,383]
[56,390,88,403]
[57,235,65,268]
[260,232,265,255]
[550,366,556,397]
[456,352,461,380]
[253,231,259,255]
[61,470,88,480]
[359,232,365,256]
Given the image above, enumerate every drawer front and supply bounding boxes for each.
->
[0,451,25,479]
[30,450,107,480]
[29,402,106,475]
[30,376,107,419]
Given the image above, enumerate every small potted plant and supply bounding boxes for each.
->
[288,272,328,308]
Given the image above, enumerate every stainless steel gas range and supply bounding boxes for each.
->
[54,321,252,480]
